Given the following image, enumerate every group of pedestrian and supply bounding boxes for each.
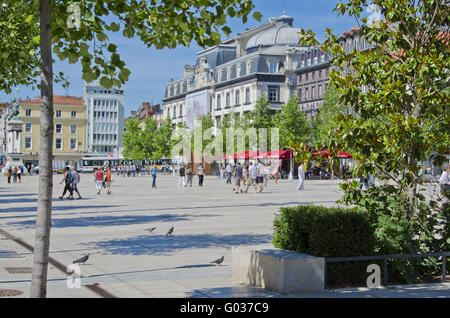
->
[115,164,149,177]
[59,166,82,200]
[178,163,205,187]
[6,166,24,184]
[225,161,279,194]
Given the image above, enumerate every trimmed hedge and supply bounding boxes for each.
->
[273,205,377,287]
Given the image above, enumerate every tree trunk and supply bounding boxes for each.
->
[30,0,53,298]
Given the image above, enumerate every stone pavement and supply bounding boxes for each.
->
[0,174,448,298]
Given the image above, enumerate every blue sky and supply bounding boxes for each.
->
[0,0,360,116]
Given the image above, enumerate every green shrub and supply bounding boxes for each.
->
[273,205,376,287]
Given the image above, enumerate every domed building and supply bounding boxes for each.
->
[162,12,309,132]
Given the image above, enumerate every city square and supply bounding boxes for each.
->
[0,0,448,302]
[0,174,448,298]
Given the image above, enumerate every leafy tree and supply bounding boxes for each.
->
[275,95,310,149]
[299,0,450,281]
[311,84,347,145]
[0,0,260,297]
[300,0,449,217]
[154,117,174,159]
[123,118,146,160]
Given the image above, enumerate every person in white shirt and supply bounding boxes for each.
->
[298,163,305,190]
[71,167,82,199]
[256,161,265,193]
[439,165,450,204]
[244,163,258,194]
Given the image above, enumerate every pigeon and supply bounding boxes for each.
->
[73,254,89,265]
[166,226,174,237]
[145,226,156,233]
[210,256,224,266]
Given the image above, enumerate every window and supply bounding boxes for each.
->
[269,61,278,73]
[306,73,309,81]
[70,124,77,134]
[25,122,32,133]
[319,85,322,97]
[298,89,302,100]
[312,72,315,80]
[246,60,252,75]
[102,111,105,118]
[216,94,221,109]
[298,74,302,82]
[24,137,32,149]
[268,86,280,102]
[235,89,240,105]
[226,92,231,108]
[55,110,61,118]
[25,109,31,117]
[173,106,176,118]
[305,88,309,100]
[179,104,183,117]
[55,123,62,134]
[319,70,322,78]
[55,138,63,150]
[70,138,77,150]
[71,110,76,118]
[312,86,315,99]
[245,87,251,104]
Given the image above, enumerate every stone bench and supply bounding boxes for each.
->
[232,244,325,294]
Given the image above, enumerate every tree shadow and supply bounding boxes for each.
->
[83,233,273,256]
[0,204,120,214]
[6,213,219,229]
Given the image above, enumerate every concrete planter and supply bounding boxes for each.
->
[232,244,325,294]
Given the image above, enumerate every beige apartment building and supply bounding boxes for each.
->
[20,95,88,167]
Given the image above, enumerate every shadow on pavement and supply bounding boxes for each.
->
[83,233,273,256]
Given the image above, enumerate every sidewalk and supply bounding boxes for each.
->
[1,175,448,298]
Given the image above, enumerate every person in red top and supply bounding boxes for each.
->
[94,167,104,195]
[105,166,112,194]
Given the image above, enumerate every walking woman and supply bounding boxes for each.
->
[7,167,12,184]
[94,167,104,195]
[105,166,112,194]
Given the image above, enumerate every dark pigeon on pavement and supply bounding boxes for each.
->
[166,227,174,237]
[145,226,156,233]
[210,256,224,266]
[73,254,89,264]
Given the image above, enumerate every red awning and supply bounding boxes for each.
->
[264,149,295,159]
[312,149,352,159]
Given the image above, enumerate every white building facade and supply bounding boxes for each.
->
[162,14,308,132]
[83,83,125,155]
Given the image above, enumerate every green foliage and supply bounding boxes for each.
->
[340,184,450,283]
[0,0,260,91]
[311,85,346,145]
[275,95,310,149]
[301,0,449,219]
[123,117,174,160]
[273,205,376,286]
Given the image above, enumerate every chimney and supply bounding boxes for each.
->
[184,65,195,77]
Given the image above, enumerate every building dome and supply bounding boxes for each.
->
[246,14,302,52]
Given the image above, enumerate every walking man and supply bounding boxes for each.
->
[186,165,193,187]
[179,164,186,187]
[256,161,265,193]
[71,167,82,199]
[226,163,233,184]
[150,164,158,188]
[59,166,74,200]
[298,163,305,190]
[234,162,243,193]
[244,163,258,194]
[94,167,104,195]
[197,163,205,187]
